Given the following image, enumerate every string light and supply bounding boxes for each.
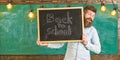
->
[100,2,106,12]
[110,0,117,16]
[6,0,13,10]
[28,10,34,19]
[28,0,35,19]
[110,8,117,16]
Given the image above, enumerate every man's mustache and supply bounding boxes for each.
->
[85,18,93,22]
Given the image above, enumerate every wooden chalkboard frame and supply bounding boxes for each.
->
[37,7,84,43]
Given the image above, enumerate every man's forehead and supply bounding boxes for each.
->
[86,10,95,14]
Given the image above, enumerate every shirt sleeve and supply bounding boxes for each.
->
[47,43,65,48]
[85,28,101,54]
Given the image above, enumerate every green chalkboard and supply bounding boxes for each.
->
[0,4,118,55]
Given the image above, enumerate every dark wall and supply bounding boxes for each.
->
[0,55,120,60]
[0,3,120,60]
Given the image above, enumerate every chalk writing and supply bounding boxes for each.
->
[46,11,72,36]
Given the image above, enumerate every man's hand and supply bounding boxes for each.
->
[82,34,88,45]
[36,39,48,46]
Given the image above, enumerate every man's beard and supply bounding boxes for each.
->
[84,18,93,27]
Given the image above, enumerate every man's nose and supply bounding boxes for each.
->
[89,16,94,21]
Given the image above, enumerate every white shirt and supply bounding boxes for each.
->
[48,26,101,60]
